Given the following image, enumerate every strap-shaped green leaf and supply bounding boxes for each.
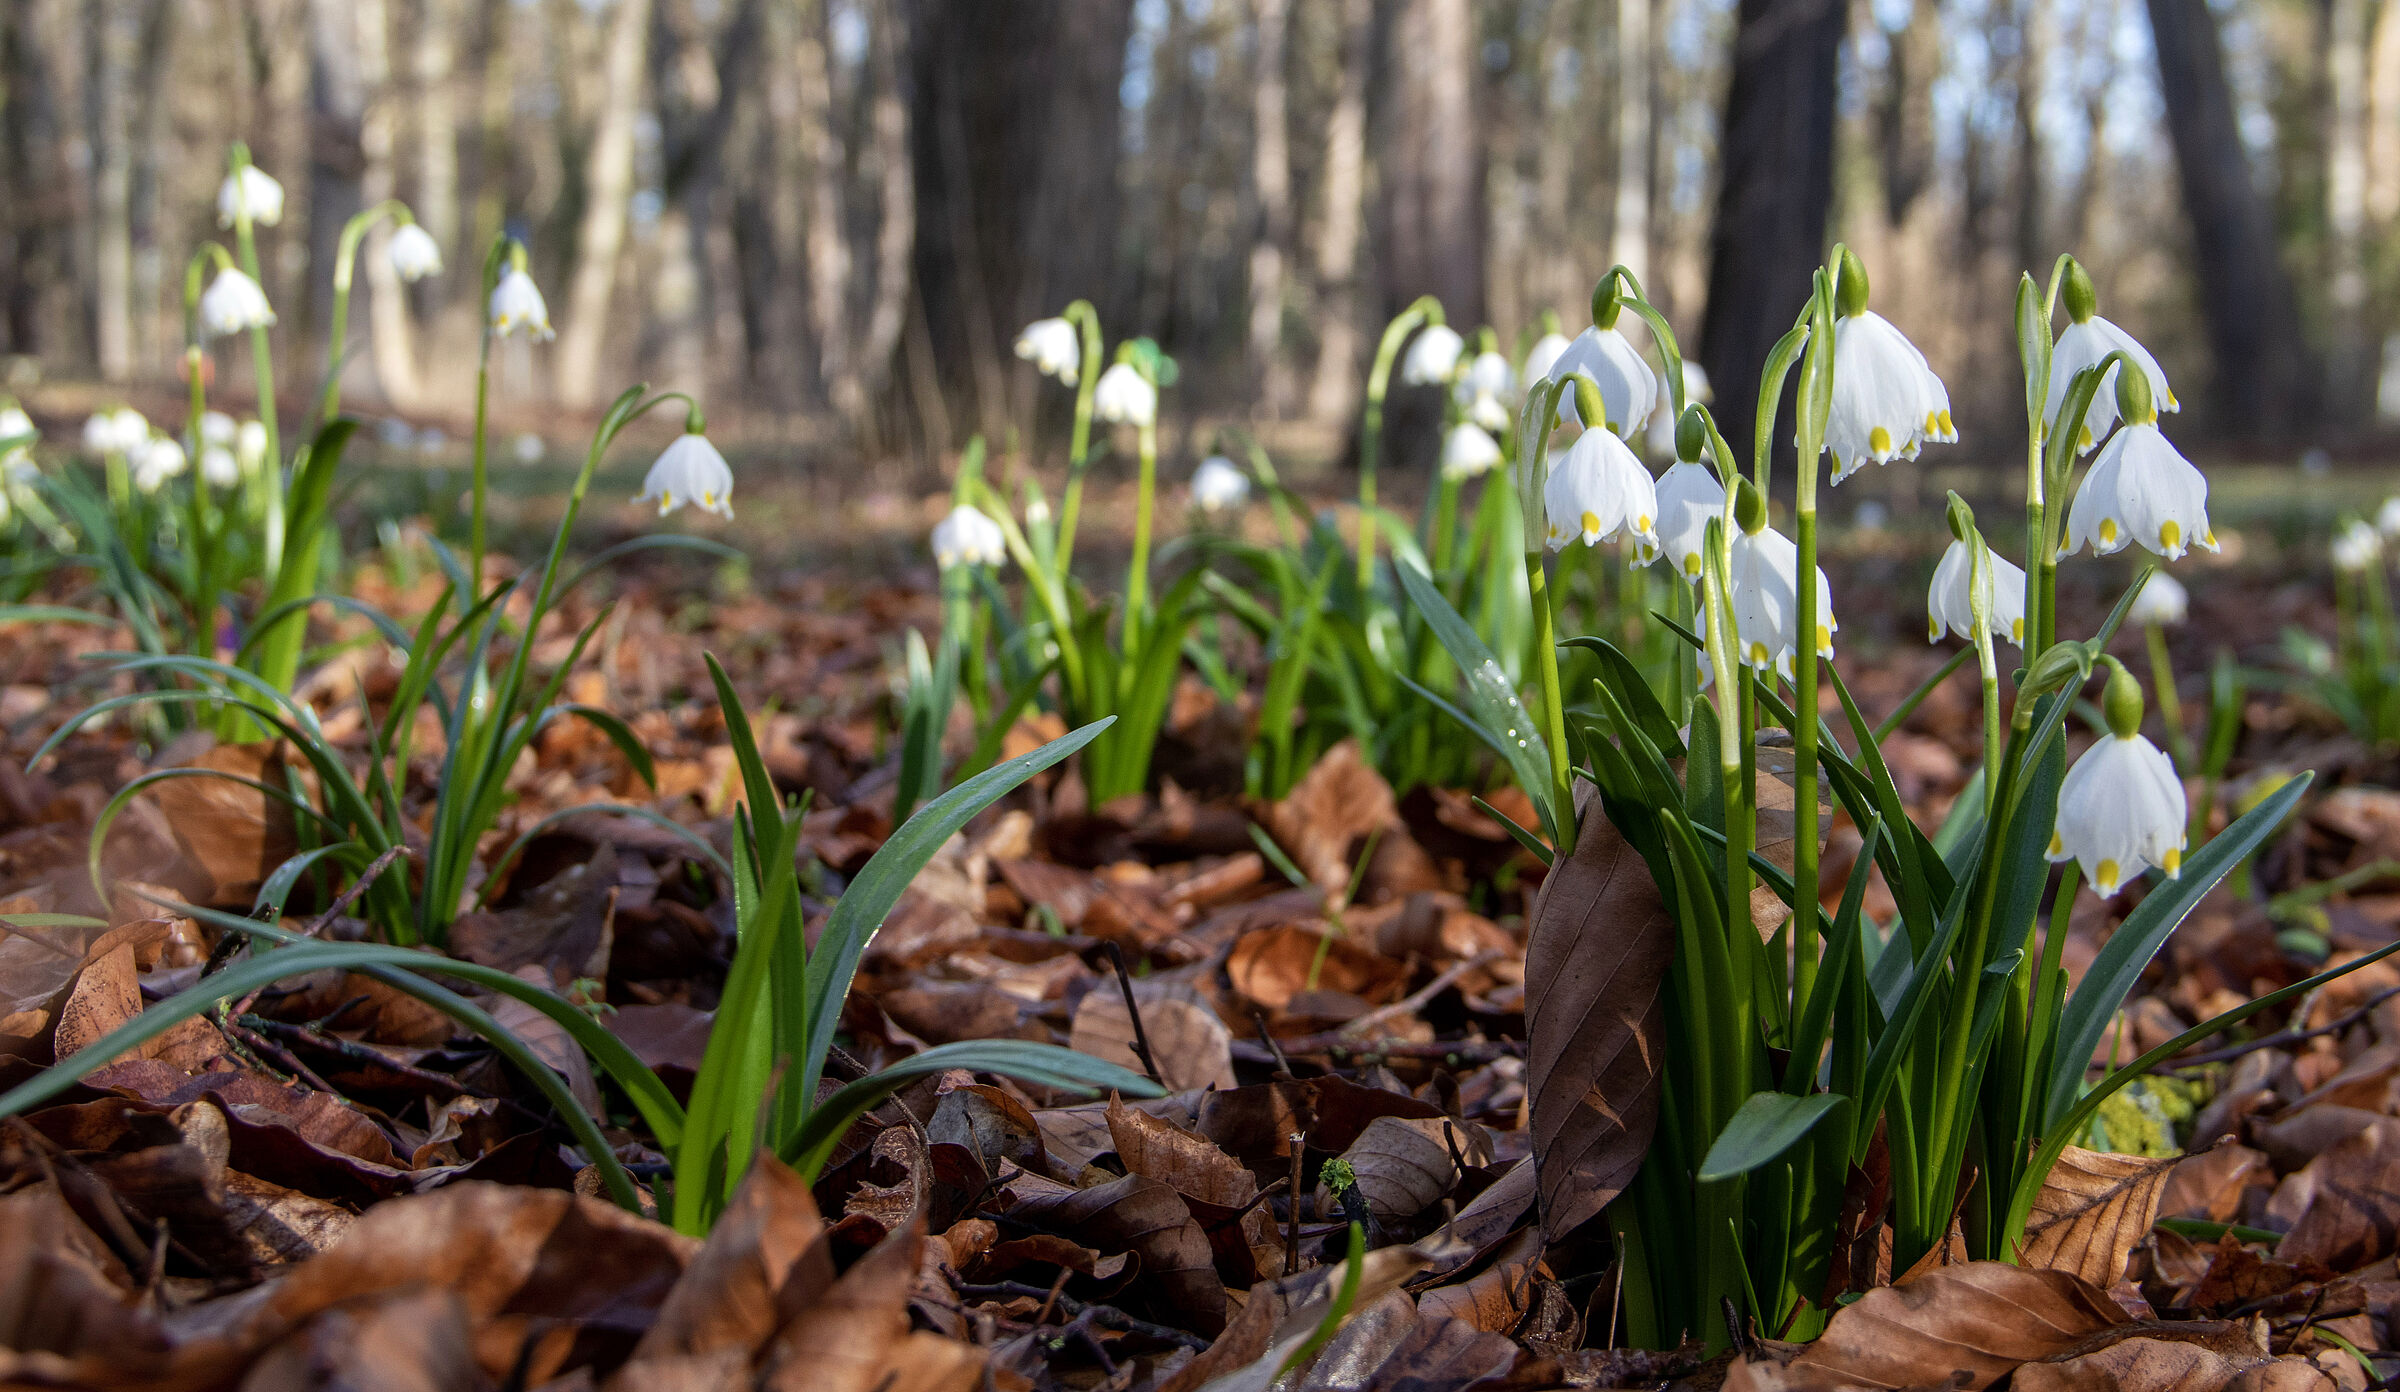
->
[1698,1091,1847,1183]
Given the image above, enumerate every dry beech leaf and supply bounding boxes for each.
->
[2158,1144,2274,1224]
[149,741,303,900]
[1736,1260,2129,1390]
[1224,925,1408,1012]
[1522,792,1672,1238]
[1322,1114,1491,1220]
[1262,740,1396,895]
[1415,1225,1545,1333]
[239,1285,486,1392]
[1068,982,1234,1092]
[2013,1336,2332,1392]
[2019,1144,2180,1288]
[2275,1117,2400,1272]
[634,1155,832,1362]
[755,1217,980,1392]
[1003,1171,1227,1335]
[1106,1094,1255,1207]
[1166,1240,1438,1392]
[221,1170,357,1266]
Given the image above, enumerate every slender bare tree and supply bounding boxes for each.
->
[1306,0,1373,427]
[555,0,655,409]
[1613,0,1652,289]
[91,0,139,382]
[2327,0,2371,411]
[1380,0,1482,324]
[1248,0,1294,416]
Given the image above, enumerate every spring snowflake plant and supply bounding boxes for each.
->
[1403,249,2390,1352]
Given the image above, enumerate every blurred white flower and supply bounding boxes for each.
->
[2334,518,2382,573]
[84,408,148,456]
[2050,726,2185,897]
[2376,496,2400,540]
[1093,362,1157,427]
[200,445,241,489]
[2046,317,2176,453]
[1543,427,1658,555]
[1440,423,1503,480]
[1926,537,2028,647]
[488,268,554,340]
[200,411,237,447]
[1730,524,1835,679]
[2062,422,2216,562]
[1825,311,1954,482]
[1399,324,1465,386]
[1190,455,1250,513]
[0,406,32,473]
[1015,318,1081,386]
[1541,325,1656,441]
[132,436,187,493]
[634,432,734,518]
[235,419,269,470]
[931,504,1007,569]
[216,165,285,227]
[1645,362,1713,458]
[386,223,444,282]
[199,267,276,338]
[1457,350,1513,402]
[513,433,547,465]
[2128,571,2189,627]
[1652,460,1726,581]
[1520,332,1571,387]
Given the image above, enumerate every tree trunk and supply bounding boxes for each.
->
[1306,0,1373,426]
[905,0,1127,447]
[357,0,424,409]
[2369,0,2400,224]
[2012,0,2050,274]
[2326,0,2370,415]
[2144,0,2313,433]
[1248,0,1294,417]
[554,0,654,409]
[1378,0,1481,324]
[857,5,914,434]
[90,0,137,382]
[412,0,462,277]
[796,2,856,417]
[1878,0,1938,227]
[1612,0,1652,288]
[1698,0,1845,469]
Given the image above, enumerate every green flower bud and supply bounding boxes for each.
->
[1592,272,1623,330]
[2114,356,2155,426]
[2101,657,2145,739]
[2022,639,2097,699]
[1573,375,1606,433]
[1676,405,1708,464]
[1834,246,1870,319]
[2061,258,2097,325]
[1945,491,1976,545]
[1734,477,1767,535]
[1474,326,1498,354]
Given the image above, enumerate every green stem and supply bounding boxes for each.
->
[1431,473,1463,578]
[1792,507,1823,1012]
[1359,298,1441,593]
[321,200,409,426]
[1526,551,1573,837]
[1053,302,1105,580]
[2146,623,2190,769]
[1125,419,1157,651]
[470,326,492,600]
[228,148,281,576]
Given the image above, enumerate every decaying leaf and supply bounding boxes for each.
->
[2275,1117,2400,1273]
[2019,1144,2180,1288]
[2012,1334,2332,1392]
[1262,741,1396,895]
[1068,981,1236,1092]
[1731,1260,2128,1390]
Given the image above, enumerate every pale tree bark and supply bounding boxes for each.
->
[1306,0,1373,427]
[308,0,367,351]
[857,5,913,422]
[129,1,173,368]
[795,3,857,417]
[2144,0,2313,432]
[2369,0,2400,223]
[2326,0,2371,412]
[1878,0,1939,226]
[2013,0,2050,273]
[1379,0,1481,324]
[555,0,654,409]
[1530,1,1585,321]
[1612,0,1651,289]
[412,0,461,272]
[357,0,424,409]
[1248,0,1294,416]
[91,0,138,382]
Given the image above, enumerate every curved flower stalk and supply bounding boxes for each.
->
[322,199,441,423]
[470,235,553,594]
[1359,296,1448,589]
[2046,259,2176,452]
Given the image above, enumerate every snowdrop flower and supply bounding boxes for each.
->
[1440,423,1503,480]
[1926,537,2028,647]
[2128,572,2189,628]
[2049,663,2185,896]
[2046,261,2176,452]
[1521,331,1571,387]
[1541,325,1656,441]
[1652,460,1726,581]
[0,405,32,473]
[2333,518,2382,574]
[1093,361,1157,427]
[386,222,444,282]
[1823,257,1954,482]
[216,164,285,227]
[1728,496,1835,679]
[2061,369,2214,561]
[1400,324,1465,386]
[235,419,268,471]
[1543,426,1657,556]
[200,445,241,489]
[199,267,276,338]
[931,504,1006,569]
[1191,455,1250,513]
[200,411,237,447]
[84,408,147,456]
[488,267,554,340]
[1464,391,1511,433]
[132,436,187,493]
[1457,349,1513,402]
[634,430,734,518]
[2376,496,2400,541]
[1015,317,1081,386]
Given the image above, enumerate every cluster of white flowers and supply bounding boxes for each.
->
[83,407,151,457]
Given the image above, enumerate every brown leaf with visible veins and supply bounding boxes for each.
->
[2157,1144,2273,1224]
[757,1220,982,1392]
[239,1285,490,1392]
[1522,794,1672,1238]
[2013,1336,2332,1392]
[1262,740,1396,895]
[1415,1225,1546,1333]
[1003,1170,1227,1334]
[1106,1094,1255,1208]
[2275,1117,2400,1272]
[634,1155,832,1361]
[1069,983,1236,1092]
[1736,1260,2130,1390]
[2019,1144,2180,1288]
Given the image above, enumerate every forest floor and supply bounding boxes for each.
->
[6,460,2400,1391]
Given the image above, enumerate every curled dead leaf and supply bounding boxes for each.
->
[2019,1144,2180,1288]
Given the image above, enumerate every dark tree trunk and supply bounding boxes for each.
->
[904,0,1127,447]
[1376,0,1482,326]
[2144,0,2314,435]
[1698,0,1845,474]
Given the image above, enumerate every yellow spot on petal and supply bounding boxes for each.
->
[1637,514,1653,533]
[1925,411,1940,435]
[2078,424,2093,450]
[1817,632,1833,655]
[2011,617,2023,641]
[2159,520,2180,551]
[1869,426,1892,456]
[1582,511,1602,539]
[2094,858,2120,894]
[1930,618,1943,641]
[1683,554,1701,577]
[2048,832,2063,856]
[1748,641,1768,666]
[1939,411,1954,434]
[2162,846,2181,877]
[2098,518,2118,545]
[2202,528,2218,549]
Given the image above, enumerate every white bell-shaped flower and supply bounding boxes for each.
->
[2046,317,2175,453]
[1926,537,2028,647]
[1457,350,1513,403]
[216,164,285,227]
[1399,324,1465,385]
[2127,572,2189,627]
[1521,332,1572,387]
[236,419,269,470]
[1015,317,1081,386]
[2049,666,2185,897]
[200,445,241,489]
[1730,524,1836,679]
[488,267,555,340]
[0,406,33,470]
[1824,310,1954,482]
[2333,518,2382,574]
[1092,362,1157,427]
[1542,427,1657,554]
[2062,426,2214,564]
[132,436,187,493]
[200,411,237,447]
[199,267,276,338]
[1464,390,1511,432]
[1652,460,1725,581]
[1541,325,1656,440]
[1440,423,1503,480]
[931,504,1007,569]
[2376,496,2400,541]
[84,408,148,456]
[1191,455,1250,513]
[386,223,444,282]
[634,431,734,518]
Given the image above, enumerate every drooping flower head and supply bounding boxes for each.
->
[200,446,241,489]
[931,504,1007,570]
[132,436,187,493]
[1190,455,1250,513]
[387,222,444,282]
[200,411,237,447]
[1727,480,1835,679]
[2333,518,2382,574]
[1542,391,1658,557]
[0,404,33,473]
[489,265,555,340]
[2061,366,2215,562]
[1926,535,2029,648]
[235,419,269,471]
[1015,317,1081,386]
[1440,423,1503,480]
[1824,250,1954,482]
[1093,359,1157,428]
[1652,429,1726,582]
[84,407,149,457]
[634,427,734,518]
[2127,571,2189,628]
[1521,331,1572,388]
[1399,323,1466,386]
[2045,259,2177,453]
[2049,661,2186,897]
[200,267,276,338]
[216,163,285,228]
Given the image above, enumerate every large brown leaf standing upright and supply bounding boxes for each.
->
[1523,797,1673,1238]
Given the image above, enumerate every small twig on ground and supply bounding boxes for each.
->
[222,845,414,1021]
[1202,1175,1289,1233]
[1253,1009,1292,1078]
[951,1282,1209,1352]
[1338,951,1502,1039]
[1286,1131,1306,1276]
[2157,984,2400,1071]
[1231,1036,1520,1067]
[1102,941,1164,1086]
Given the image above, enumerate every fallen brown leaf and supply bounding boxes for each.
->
[1262,741,1396,896]
[2019,1144,2180,1288]
[1733,1260,2130,1390]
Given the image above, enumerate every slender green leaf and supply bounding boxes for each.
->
[1699,1091,1847,1183]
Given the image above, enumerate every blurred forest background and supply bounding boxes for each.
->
[4,0,2399,471]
